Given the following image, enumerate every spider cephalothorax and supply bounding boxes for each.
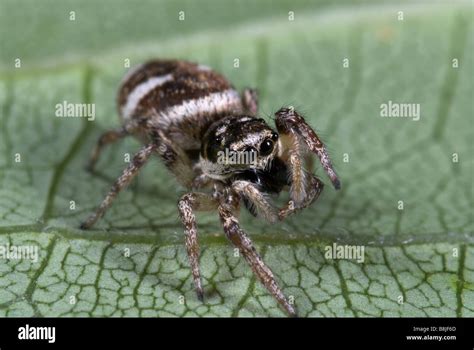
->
[200,115,279,178]
[80,59,340,317]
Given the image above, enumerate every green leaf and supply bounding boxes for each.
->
[0,1,473,317]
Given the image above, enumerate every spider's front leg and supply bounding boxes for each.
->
[178,192,218,301]
[279,171,324,220]
[218,192,297,317]
[275,107,340,219]
[231,180,278,223]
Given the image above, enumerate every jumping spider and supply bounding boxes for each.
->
[80,59,341,317]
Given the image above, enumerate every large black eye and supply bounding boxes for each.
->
[244,146,258,156]
[203,134,223,162]
[259,139,274,156]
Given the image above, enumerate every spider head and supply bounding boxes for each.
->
[200,115,279,179]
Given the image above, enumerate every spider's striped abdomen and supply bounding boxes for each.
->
[117,60,244,149]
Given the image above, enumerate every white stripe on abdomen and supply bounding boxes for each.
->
[121,74,174,119]
[151,89,242,128]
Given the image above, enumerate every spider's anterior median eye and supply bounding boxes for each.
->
[259,139,274,156]
[244,146,258,156]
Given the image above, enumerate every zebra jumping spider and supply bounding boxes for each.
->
[80,59,341,316]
